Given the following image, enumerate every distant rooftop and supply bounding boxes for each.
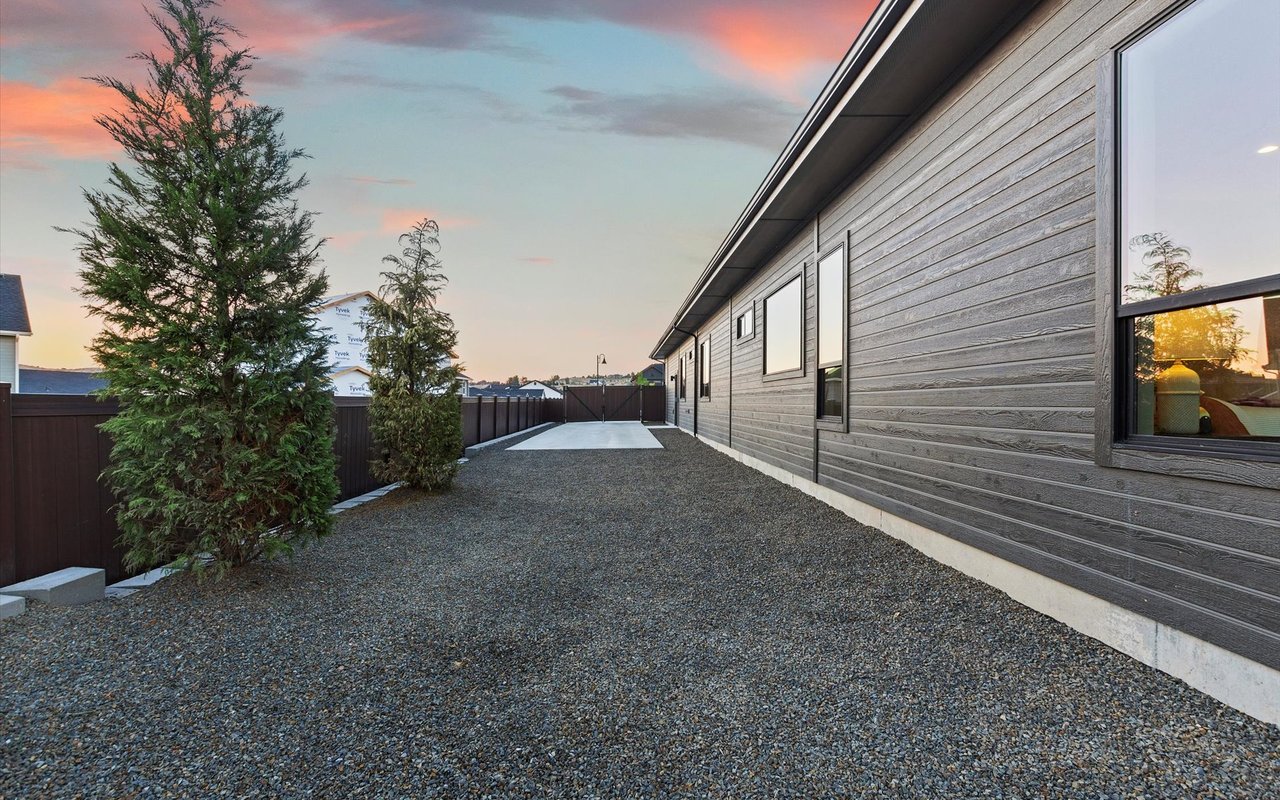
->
[18,368,107,395]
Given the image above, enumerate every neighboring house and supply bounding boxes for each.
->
[0,274,33,392]
[17,368,107,395]
[315,290,463,397]
[315,291,375,391]
[331,366,371,397]
[638,363,664,385]
[653,0,1279,722]
[519,380,564,399]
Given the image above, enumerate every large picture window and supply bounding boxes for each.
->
[1116,0,1279,449]
[764,275,803,375]
[816,246,845,419]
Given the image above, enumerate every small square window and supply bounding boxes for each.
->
[736,306,754,340]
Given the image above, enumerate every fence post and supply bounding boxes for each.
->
[0,384,16,585]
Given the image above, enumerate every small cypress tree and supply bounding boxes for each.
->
[364,219,463,491]
[70,0,337,578]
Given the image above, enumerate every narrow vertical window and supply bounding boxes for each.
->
[1117,0,1279,447]
[736,306,754,340]
[764,276,803,375]
[699,338,711,398]
[678,351,687,400]
[816,246,845,419]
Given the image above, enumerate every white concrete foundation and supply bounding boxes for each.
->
[0,594,25,618]
[508,422,663,450]
[1,567,105,606]
[688,429,1280,727]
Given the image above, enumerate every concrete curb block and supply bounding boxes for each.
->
[1,567,105,606]
[464,422,555,455]
[0,594,26,618]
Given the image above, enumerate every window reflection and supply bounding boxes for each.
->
[1119,0,1280,297]
[1133,296,1280,439]
[765,276,802,375]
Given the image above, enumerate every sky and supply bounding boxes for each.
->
[0,0,875,381]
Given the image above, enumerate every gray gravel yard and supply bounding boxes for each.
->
[2,427,1277,798]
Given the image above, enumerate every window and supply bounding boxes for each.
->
[678,351,687,400]
[1114,0,1279,450]
[736,306,754,340]
[699,338,711,398]
[764,275,803,375]
[816,246,845,419]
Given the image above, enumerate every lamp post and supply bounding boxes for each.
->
[596,354,607,421]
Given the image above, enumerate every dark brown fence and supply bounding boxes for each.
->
[562,385,665,422]
[0,387,552,586]
[460,396,559,448]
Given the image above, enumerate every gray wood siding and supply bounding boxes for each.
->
[688,0,1280,669]
[695,306,732,445]
[674,341,696,432]
[727,232,816,477]
[664,354,678,424]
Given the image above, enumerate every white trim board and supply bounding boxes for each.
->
[685,429,1280,726]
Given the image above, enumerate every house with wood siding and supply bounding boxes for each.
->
[652,0,1279,723]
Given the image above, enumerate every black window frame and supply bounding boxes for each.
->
[677,349,687,400]
[815,241,847,429]
[1093,0,1280,488]
[735,305,756,342]
[698,337,711,399]
[762,272,805,380]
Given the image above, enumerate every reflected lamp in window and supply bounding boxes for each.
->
[1117,0,1280,446]
[764,276,803,375]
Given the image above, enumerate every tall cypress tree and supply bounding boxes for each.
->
[364,218,463,491]
[70,0,337,577]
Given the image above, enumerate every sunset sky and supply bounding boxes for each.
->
[0,0,875,380]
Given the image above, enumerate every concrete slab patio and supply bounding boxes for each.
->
[0,428,1275,797]
[507,420,663,450]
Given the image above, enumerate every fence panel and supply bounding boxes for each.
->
[462,398,480,447]
[642,386,666,422]
[0,386,552,586]
[333,398,382,502]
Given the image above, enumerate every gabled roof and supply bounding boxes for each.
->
[318,290,378,310]
[1,274,33,335]
[650,0,1031,359]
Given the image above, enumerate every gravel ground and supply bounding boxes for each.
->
[2,427,1277,798]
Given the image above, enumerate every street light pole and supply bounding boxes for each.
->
[596,353,607,422]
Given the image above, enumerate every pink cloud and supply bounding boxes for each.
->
[0,78,121,159]
[520,256,555,265]
[380,209,476,233]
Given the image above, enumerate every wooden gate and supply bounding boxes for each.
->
[563,385,664,422]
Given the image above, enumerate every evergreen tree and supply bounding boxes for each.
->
[70,0,337,578]
[364,218,463,491]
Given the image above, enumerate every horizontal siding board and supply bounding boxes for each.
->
[815,470,1280,669]
[817,449,1280,636]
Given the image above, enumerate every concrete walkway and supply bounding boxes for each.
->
[507,421,663,450]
